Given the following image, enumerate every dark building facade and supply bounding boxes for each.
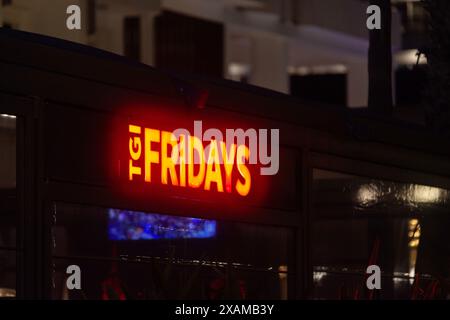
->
[1,29,450,300]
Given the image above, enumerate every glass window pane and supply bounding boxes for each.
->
[0,114,16,248]
[52,257,288,300]
[312,168,450,300]
[0,250,16,298]
[52,203,293,300]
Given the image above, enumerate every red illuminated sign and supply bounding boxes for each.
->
[128,124,252,196]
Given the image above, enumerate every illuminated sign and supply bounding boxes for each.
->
[128,124,252,196]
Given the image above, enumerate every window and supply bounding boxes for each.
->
[312,169,450,299]
[154,11,224,77]
[289,65,348,106]
[0,113,16,298]
[394,1,428,49]
[51,203,293,300]
[395,65,427,107]
[123,16,141,61]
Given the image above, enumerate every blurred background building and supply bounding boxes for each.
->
[0,0,428,112]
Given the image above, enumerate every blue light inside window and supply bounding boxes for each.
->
[108,209,217,240]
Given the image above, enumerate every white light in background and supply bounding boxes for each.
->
[228,62,250,82]
[395,49,427,66]
[0,113,16,119]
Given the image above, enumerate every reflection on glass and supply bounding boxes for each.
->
[408,219,420,282]
[314,169,450,215]
[312,169,450,300]
[52,257,289,300]
[108,209,216,240]
[52,203,293,300]
[356,182,449,209]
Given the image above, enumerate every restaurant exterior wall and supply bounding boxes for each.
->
[2,30,450,299]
